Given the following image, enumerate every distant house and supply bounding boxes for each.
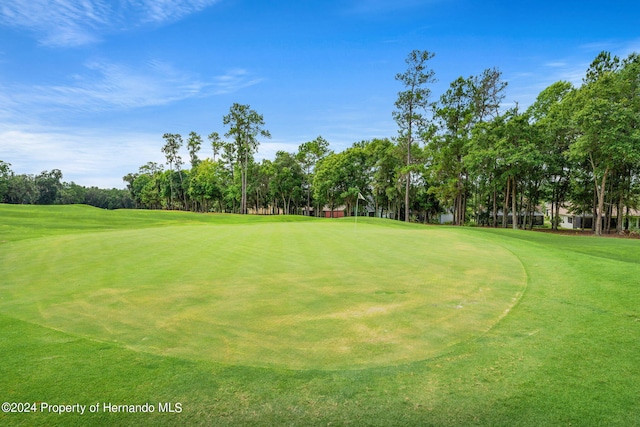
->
[555,206,640,230]
[556,207,594,230]
[439,210,453,224]
[322,205,345,218]
[440,209,544,226]
[321,198,377,218]
[495,211,544,227]
[612,208,640,230]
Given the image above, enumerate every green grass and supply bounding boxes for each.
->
[0,219,523,369]
[1,204,639,426]
[0,204,313,242]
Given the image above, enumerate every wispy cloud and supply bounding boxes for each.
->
[544,61,568,68]
[578,41,616,53]
[618,38,640,58]
[505,60,585,109]
[506,40,640,108]
[578,39,640,59]
[6,60,262,114]
[213,69,265,95]
[345,0,437,15]
[0,58,263,187]
[132,0,219,24]
[0,0,220,47]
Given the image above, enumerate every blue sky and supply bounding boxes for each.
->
[1,0,639,188]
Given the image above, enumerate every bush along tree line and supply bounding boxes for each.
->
[2,51,639,235]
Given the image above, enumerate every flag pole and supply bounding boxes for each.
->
[355,196,359,226]
[355,190,365,228]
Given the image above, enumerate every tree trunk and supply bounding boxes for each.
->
[461,173,468,225]
[606,178,614,234]
[594,169,608,236]
[551,185,557,230]
[511,177,518,230]
[625,205,630,231]
[492,188,497,227]
[503,177,510,228]
[241,150,248,214]
[177,170,186,210]
[405,113,412,223]
[168,162,174,209]
[518,182,524,229]
[590,182,596,231]
[616,195,623,233]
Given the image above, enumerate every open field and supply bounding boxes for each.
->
[1,205,640,425]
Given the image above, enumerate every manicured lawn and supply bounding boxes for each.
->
[1,205,639,425]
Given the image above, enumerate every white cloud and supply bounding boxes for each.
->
[0,0,220,47]
[0,124,164,188]
[0,126,301,188]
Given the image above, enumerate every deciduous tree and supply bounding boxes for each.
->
[0,160,12,203]
[570,52,640,235]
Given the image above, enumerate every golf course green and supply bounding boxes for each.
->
[1,204,639,425]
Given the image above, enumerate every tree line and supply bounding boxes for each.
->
[120,50,640,236]
[2,50,639,236]
[120,103,440,220]
[0,165,133,209]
